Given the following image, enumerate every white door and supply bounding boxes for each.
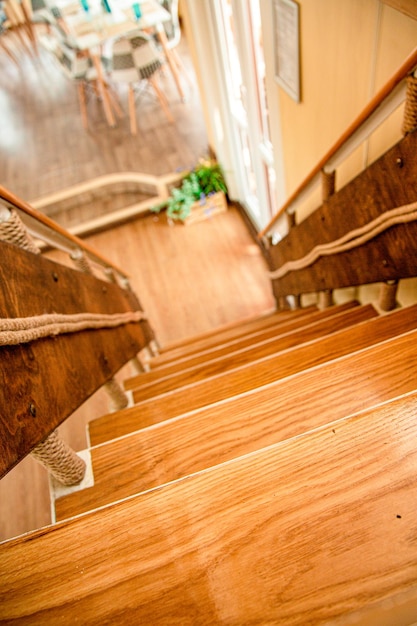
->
[211,0,279,229]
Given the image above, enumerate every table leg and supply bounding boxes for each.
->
[156,26,185,102]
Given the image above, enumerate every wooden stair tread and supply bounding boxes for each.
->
[4,393,417,624]
[89,303,417,445]
[126,301,359,387]
[131,304,378,403]
[158,307,280,352]
[152,305,318,365]
[64,325,417,518]
[125,303,376,400]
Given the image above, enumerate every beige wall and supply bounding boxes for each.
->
[262,0,417,220]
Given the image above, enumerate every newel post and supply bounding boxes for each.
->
[0,206,86,485]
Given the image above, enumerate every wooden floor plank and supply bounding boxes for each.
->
[60,324,417,518]
[0,206,275,542]
[152,306,317,365]
[3,393,417,625]
[89,303,417,446]
[125,301,359,387]
[126,303,374,400]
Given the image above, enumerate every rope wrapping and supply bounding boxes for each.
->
[0,208,40,254]
[0,310,146,346]
[402,74,417,135]
[269,201,417,280]
[31,430,86,486]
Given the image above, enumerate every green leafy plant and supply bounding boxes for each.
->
[152,158,228,222]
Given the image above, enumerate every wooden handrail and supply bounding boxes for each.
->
[0,184,129,279]
[259,46,417,239]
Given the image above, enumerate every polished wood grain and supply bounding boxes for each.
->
[124,303,373,398]
[269,133,417,299]
[57,323,417,518]
[0,206,275,541]
[3,393,417,624]
[0,240,152,477]
[130,304,377,403]
[147,303,335,373]
[90,303,417,446]
[152,306,316,366]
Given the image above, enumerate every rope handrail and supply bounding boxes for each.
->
[269,200,417,280]
[258,46,417,239]
[0,184,130,279]
[0,310,146,346]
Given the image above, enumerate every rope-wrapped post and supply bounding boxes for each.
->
[70,248,95,275]
[103,378,130,411]
[402,73,417,135]
[378,280,398,312]
[0,206,40,254]
[31,430,86,486]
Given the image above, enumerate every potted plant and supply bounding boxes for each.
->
[152,158,228,224]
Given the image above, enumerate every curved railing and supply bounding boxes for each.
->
[0,183,130,280]
[259,46,417,240]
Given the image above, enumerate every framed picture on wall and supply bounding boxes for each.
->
[273,0,301,102]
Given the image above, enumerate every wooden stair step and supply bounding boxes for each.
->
[132,301,359,384]
[4,393,417,624]
[90,303,417,445]
[158,307,279,352]
[65,326,417,519]
[126,303,376,401]
[152,305,318,366]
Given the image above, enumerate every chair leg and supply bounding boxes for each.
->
[104,81,124,119]
[148,75,174,123]
[170,48,193,87]
[0,37,19,66]
[77,82,89,130]
[128,84,137,135]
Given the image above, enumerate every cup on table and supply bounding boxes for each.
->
[132,2,142,19]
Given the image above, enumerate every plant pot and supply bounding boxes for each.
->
[183,191,228,226]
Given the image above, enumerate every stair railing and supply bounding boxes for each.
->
[0,185,156,484]
[259,46,417,241]
[259,47,417,311]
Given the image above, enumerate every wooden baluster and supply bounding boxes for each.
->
[0,206,86,485]
[378,279,398,312]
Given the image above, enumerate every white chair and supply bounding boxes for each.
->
[108,30,173,135]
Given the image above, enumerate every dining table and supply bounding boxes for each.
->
[55,0,185,127]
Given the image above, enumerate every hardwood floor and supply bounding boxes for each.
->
[0,25,208,203]
[0,28,275,542]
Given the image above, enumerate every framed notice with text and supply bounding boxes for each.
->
[273,0,301,102]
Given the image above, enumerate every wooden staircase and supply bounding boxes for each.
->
[2,301,417,624]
